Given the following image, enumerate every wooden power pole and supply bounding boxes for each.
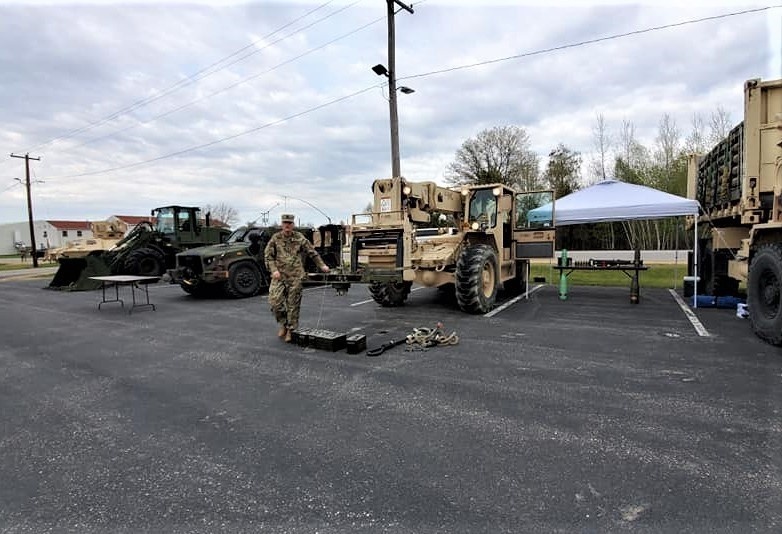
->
[10,153,41,267]
[387,0,413,180]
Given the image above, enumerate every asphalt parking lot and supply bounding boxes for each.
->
[2,272,782,533]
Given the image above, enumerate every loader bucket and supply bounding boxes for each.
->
[48,254,111,291]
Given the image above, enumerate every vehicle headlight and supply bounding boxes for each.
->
[204,256,215,265]
[471,222,480,230]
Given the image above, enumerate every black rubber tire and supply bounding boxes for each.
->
[368,281,412,307]
[748,243,782,345]
[123,247,165,276]
[455,244,499,314]
[225,262,262,298]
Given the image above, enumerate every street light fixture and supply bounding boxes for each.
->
[372,62,414,179]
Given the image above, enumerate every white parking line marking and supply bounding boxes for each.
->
[668,289,710,337]
[484,284,545,317]
[350,286,426,306]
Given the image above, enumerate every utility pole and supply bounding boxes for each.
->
[386,0,413,179]
[10,153,41,267]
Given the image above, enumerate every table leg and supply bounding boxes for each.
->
[97,281,124,310]
[128,282,156,314]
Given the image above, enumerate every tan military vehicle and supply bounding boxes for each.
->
[45,220,127,262]
[687,77,782,344]
[321,177,556,313]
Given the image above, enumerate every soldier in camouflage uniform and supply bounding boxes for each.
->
[264,213,330,342]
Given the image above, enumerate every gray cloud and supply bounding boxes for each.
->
[0,1,776,226]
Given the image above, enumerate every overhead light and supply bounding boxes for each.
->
[372,64,388,77]
[398,86,415,94]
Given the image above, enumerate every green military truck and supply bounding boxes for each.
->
[170,223,346,298]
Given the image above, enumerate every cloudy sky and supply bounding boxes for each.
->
[0,0,779,227]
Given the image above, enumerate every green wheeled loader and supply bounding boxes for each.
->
[48,205,231,291]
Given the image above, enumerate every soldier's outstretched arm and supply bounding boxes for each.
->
[301,236,328,271]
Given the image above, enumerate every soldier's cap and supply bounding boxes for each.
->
[281,213,295,223]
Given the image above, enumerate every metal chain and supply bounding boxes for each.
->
[405,323,459,349]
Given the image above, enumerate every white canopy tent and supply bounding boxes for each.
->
[528,179,701,306]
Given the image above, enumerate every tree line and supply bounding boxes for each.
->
[446,108,734,250]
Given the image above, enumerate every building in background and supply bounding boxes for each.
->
[0,220,92,256]
[0,214,153,256]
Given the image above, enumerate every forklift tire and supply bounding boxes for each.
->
[748,243,782,345]
[225,262,262,298]
[455,244,498,314]
[368,281,412,307]
[123,247,165,277]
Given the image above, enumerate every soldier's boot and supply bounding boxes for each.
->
[277,325,287,338]
[285,323,297,343]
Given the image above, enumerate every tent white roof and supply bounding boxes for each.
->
[529,179,699,226]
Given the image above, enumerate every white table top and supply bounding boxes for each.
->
[89,275,160,283]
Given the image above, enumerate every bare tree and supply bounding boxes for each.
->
[613,119,650,184]
[204,202,239,228]
[588,113,612,183]
[446,125,541,189]
[684,112,708,154]
[618,119,635,166]
[654,113,680,177]
[516,152,543,192]
[708,105,733,148]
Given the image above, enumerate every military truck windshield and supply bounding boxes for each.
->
[226,228,248,243]
[468,189,497,227]
[154,207,176,235]
[226,227,264,243]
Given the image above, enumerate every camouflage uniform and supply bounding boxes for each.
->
[264,229,327,331]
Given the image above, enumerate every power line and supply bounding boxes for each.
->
[0,181,22,194]
[23,0,356,153]
[39,4,774,181]
[46,85,380,180]
[72,13,385,150]
[399,5,781,82]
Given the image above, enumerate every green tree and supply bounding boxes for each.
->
[544,144,582,199]
[446,125,541,189]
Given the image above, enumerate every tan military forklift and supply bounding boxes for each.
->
[325,177,555,313]
[687,77,782,344]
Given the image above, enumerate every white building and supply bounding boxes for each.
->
[0,214,153,256]
[0,220,92,256]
